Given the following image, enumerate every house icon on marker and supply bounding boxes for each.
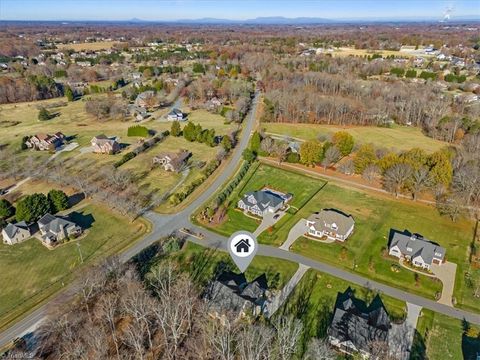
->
[234,238,251,253]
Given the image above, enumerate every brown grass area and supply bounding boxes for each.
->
[56,41,123,51]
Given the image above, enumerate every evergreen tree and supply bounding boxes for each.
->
[16,193,51,223]
[171,120,181,137]
[48,189,69,213]
[38,107,51,121]
[0,199,14,219]
[65,86,74,101]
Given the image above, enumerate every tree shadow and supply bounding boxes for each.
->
[462,333,480,360]
[409,329,428,360]
[132,242,162,278]
[68,192,85,207]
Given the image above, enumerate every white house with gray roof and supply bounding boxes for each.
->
[389,232,445,270]
[306,209,355,241]
[1,221,31,245]
[38,213,82,247]
[237,189,291,217]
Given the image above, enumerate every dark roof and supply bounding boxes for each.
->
[328,288,391,353]
[240,190,284,212]
[38,213,77,234]
[207,271,268,315]
[168,108,183,116]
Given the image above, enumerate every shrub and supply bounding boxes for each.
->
[286,152,300,163]
[38,107,51,121]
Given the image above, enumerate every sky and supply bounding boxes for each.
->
[1,0,479,21]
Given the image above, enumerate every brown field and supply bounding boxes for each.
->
[56,41,122,51]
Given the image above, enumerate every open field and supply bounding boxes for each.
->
[0,202,148,330]
[172,242,299,290]
[56,41,122,51]
[262,123,447,153]
[258,176,474,305]
[278,269,407,346]
[238,164,325,209]
[415,309,480,360]
[0,97,237,212]
[330,47,434,59]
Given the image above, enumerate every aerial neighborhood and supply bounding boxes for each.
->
[0,5,479,360]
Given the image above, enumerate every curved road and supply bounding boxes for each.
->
[0,92,260,348]
[1,91,479,349]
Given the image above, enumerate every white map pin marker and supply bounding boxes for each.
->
[228,230,258,273]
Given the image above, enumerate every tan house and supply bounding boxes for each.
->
[152,150,191,172]
[26,132,65,151]
[91,135,120,154]
[306,209,354,242]
[1,221,31,245]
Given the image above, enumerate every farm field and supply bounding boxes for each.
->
[258,176,475,306]
[0,202,148,330]
[56,41,122,51]
[262,122,447,152]
[278,269,407,345]
[329,46,434,58]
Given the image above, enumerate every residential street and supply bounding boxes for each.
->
[1,89,480,352]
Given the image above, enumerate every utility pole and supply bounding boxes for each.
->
[76,242,84,264]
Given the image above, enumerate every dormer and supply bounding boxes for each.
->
[331,222,338,231]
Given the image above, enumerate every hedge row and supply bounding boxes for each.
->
[214,161,252,207]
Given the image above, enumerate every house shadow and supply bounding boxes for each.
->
[388,228,442,247]
[68,192,85,208]
[65,134,78,142]
[323,208,353,218]
[462,333,480,360]
[67,211,95,230]
[388,229,412,247]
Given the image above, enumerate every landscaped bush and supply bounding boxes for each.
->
[127,125,149,137]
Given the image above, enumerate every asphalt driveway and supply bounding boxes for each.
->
[431,261,457,307]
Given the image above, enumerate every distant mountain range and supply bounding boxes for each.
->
[172,16,334,25]
[2,15,479,25]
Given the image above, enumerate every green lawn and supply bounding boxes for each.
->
[201,164,325,237]
[0,203,148,329]
[414,309,480,360]
[262,182,474,304]
[277,269,407,350]
[171,242,299,290]
[239,164,325,209]
[262,123,447,153]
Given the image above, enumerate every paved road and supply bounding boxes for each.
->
[184,226,480,325]
[2,91,480,350]
[0,92,260,349]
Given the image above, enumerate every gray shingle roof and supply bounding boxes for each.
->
[390,232,445,265]
[3,221,29,238]
[207,272,268,314]
[241,190,284,212]
[307,210,354,237]
[38,213,76,234]
[328,288,391,354]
